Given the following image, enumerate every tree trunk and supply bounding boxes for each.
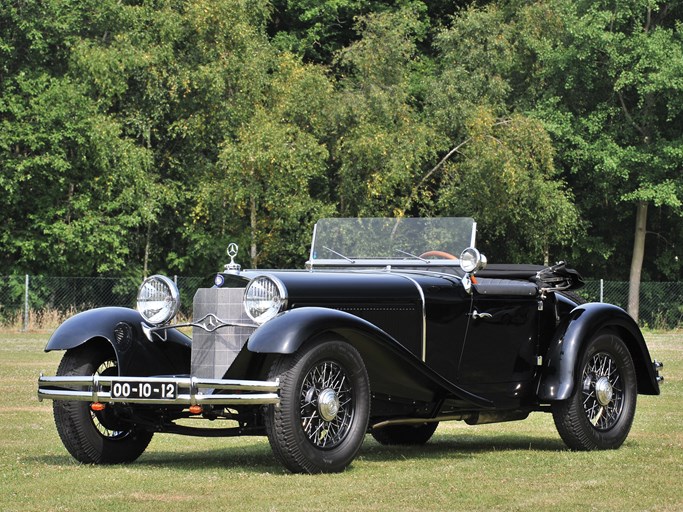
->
[143,223,151,279]
[543,242,550,267]
[250,195,258,268]
[627,201,648,322]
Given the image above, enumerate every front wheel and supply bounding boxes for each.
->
[552,331,637,450]
[265,340,370,473]
[53,343,153,464]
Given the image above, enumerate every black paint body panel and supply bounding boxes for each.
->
[44,307,191,376]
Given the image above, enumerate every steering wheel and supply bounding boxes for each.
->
[419,250,459,260]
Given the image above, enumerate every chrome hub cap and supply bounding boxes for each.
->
[318,388,340,422]
[595,376,614,406]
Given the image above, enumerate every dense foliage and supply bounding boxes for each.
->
[2,1,682,296]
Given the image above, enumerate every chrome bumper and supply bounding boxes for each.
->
[37,374,280,406]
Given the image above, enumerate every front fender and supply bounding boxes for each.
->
[247,307,492,408]
[45,307,191,376]
[538,302,660,401]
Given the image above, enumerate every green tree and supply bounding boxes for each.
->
[426,4,516,138]
[332,5,442,217]
[268,0,465,64]
[2,0,681,295]
[514,0,683,319]
[167,4,336,271]
[436,109,580,264]
[423,5,580,263]
[218,107,333,268]
[429,1,682,320]
[0,0,158,276]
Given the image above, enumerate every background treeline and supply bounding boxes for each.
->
[2,0,682,287]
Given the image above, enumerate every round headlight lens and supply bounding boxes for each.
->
[136,275,180,325]
[460,247,487,273]
[244,276,287,324]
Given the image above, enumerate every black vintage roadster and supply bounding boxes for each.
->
[38,217,663,473]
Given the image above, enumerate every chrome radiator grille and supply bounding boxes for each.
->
[191,288,256,380]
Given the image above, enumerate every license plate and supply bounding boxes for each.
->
[110,381,178,400]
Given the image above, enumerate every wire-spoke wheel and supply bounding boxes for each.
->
[552,331,637,450]
[53,343,153,464]
[300,360,355,449]
[266,340,370,473]
[581,351,624,430]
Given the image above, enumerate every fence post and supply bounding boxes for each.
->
[600,279,604,303]
[23,274,29,331]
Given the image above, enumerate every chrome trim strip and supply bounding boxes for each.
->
[372,415,469,429]
[171,313,257,332]
[308,221,318,266]
[394,274,427,362]
[38,374,280,406]
[142,314,258,340]
[305,258,463,268]
[147,314,257,333]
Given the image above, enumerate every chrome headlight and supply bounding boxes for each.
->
[244,275,287,324]
[460,247,487,273]
[136,275,180,325]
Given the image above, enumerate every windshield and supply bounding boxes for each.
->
[307,218,476,268]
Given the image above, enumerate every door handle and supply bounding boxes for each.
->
[470,310,493,320]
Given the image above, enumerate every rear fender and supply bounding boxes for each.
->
[45,307,191,376]
[538,302,660,401]
[247,307,492,408]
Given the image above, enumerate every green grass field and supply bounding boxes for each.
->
[1,331,681,512]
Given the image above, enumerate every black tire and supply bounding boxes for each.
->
[265,340,370,473]
[53,343,153,464]
[552,331,637,450]
[371,422,439,446]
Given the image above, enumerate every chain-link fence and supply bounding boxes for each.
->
[1,275,682,330]
[579,280,683,330]
[0,275,210,330]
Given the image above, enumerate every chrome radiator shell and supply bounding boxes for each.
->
[191,288,256,380]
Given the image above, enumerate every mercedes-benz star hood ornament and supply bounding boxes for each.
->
[224,242,241,272]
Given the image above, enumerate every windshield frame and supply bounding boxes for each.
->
[306,218,476,269]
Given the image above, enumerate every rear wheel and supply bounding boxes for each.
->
[265,340,370,473]
[53,343,153,464]
[371,422,438,446]
[552,331,637,450]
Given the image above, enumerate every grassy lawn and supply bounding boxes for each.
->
[1,330,680,512]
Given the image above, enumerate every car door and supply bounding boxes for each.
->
[422,276,471,384]
[456,278,540,406]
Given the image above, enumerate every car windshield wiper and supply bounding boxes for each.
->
[395,249,429,262]
[323,246,355,264]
